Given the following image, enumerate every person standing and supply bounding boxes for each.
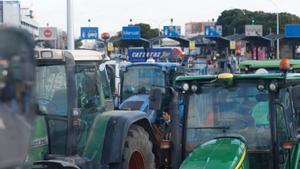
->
[160,110,171,140]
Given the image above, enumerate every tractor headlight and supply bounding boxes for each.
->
[182,83,189,91]
[269,82,278,92]
[191,85,198,93]
[257,84,265,91]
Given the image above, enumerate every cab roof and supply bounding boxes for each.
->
[35,49,109,61]
[176,73,300,82]
[122,62,181,69]
[240,60,300,69]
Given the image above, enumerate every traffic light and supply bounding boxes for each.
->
[252,19,255,25]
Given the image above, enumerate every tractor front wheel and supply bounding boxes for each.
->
[122,125,155,169]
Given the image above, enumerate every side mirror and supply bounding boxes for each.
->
[292,86,300,110]
[36,104,47,115]
[149,88,162,111]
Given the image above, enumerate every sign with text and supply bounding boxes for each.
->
[205,25,222,37]
[189,41,196,50]
[122,26,141,39]
[128,48,182,62]
[39,27,58,40]
[163,26,181,37]
[81,27,99,40]
[230,41,236,50]
[107,42,114,52]
[285,24,300,38]
[245,25,263,37]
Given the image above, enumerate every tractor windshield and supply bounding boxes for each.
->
[186,82,271,153]
[122,66,165,101]
[36,65,68,116]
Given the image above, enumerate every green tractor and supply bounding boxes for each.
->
[30,49,160,169]
[173,69,300,169]
[240,59,300,74]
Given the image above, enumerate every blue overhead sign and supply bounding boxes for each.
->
[285,24,300,38]
[205,25,222,37]
[163,26,181,37]
[122,26,141,39]
[80,27,99,40]
[128,48,181,62]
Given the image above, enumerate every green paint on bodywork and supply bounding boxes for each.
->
[28,116,49,162]
[176,73,300,82]
[82,111,111,162]
[240,60,300,69]
[180,138,247,169]
[289,142,300,169]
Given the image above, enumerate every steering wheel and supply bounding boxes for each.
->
[37,98,59,114]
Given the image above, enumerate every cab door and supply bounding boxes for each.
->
[36,64,69,155]
[75,63,106,154]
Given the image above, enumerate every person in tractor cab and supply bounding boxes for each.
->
[0,28,35,169]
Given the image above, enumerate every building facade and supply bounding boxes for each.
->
[185,22,215,37]
[0,1,39,37]
[0,0,21,27]
[21,8,39,37]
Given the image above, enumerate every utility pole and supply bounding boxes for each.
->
[276,12,280,59]
[67,0,74,50]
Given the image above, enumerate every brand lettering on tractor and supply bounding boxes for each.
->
[32,137,48,148]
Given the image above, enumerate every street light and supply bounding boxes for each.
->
[67,0,74,50]
[88,18,91,27]
[269,0,280,59]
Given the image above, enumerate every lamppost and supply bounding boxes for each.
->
[88,18,91,27]
[270,0,280,59]
[129,18,133,26]
[67,0,74,50]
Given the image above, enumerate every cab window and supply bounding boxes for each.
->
[76,65,105,113]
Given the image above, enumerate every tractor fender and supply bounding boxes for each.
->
[101,110,160,166]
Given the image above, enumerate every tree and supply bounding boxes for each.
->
[216,9,300,36]
[136,23,159,39]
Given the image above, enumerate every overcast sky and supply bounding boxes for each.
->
[20,0,300,37]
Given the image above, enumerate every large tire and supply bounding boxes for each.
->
[122,125,155,169]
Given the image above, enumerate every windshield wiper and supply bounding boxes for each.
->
[189,126,230,130]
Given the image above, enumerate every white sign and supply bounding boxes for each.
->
[39,27,58,40]
[245,25,263,37]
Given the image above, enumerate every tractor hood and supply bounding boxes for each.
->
[180,137,246,169]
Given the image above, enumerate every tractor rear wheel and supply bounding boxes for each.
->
[122,125,155,169]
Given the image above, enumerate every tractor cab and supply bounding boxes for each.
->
[32,49,111,162]
[176,69,300,169]
[119,62,183,107]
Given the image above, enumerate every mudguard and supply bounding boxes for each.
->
[180,137,248,169]
[82,110,159,167]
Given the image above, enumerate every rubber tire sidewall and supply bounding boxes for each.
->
[122,125,155,169]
